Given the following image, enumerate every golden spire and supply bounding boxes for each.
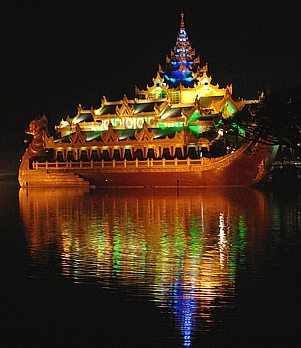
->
[180,11,185,30]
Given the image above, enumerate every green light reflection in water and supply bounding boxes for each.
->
[19,187,271,347]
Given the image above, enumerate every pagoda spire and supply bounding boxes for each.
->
[172,12,194,67]
[161,12,201,88]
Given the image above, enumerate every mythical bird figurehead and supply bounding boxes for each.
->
[26,114,50,158]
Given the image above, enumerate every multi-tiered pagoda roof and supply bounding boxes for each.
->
[56,12,246,140]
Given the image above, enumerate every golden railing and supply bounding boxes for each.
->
[33,158,200,170]
[31,154,237,173]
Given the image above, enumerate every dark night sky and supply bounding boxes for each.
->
[0,0,300,170]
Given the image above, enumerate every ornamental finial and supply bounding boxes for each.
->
[180,12,185,30]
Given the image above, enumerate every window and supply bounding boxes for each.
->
[171,92,180,104]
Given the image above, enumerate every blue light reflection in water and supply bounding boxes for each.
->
[14,186,301,347]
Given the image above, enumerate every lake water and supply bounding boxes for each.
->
[1,181,301,347]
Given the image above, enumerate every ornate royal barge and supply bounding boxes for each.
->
[18,13,278,189]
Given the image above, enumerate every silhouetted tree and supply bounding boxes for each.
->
[230,87,301,150]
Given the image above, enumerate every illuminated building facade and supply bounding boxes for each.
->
[56,13,244,143]
[18,13,278,188]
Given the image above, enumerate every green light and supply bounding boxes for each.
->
[216,120,246,136]
[150,86,167,99]
[187,110,200,124]
[113,227,121,275]
[174,224,186,255]
[174,122,183,127]
[226,102,236,114]
[232,123,246,136]
[189,217,203,256]
[188,125,203,135]
[158,124,183,130]
[238,215,247,239]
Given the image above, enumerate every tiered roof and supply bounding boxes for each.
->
[55,12,247,139]
[160,12,201,88]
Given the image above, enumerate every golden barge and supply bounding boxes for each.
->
[18,13,278,189]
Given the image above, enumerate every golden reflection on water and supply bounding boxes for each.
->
[19,187,269,345]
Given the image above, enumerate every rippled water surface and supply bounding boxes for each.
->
[1,182,301,347]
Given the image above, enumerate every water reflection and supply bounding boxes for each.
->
[19,187,270,346]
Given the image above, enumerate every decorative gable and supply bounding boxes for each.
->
[211,85,245,116]
[174,126,197,143]
[146,71,169,98]
[69,124,87,145]
[115,94,134,117]
[101,122,120,144]
[152,70,165,87]
[134,121,156,142]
